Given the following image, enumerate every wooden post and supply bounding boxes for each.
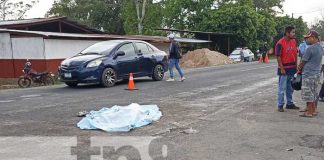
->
[59,21,62,32]
[227,36,230,56]
[208,34,211,49]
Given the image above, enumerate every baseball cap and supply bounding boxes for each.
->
[168,33,175,39]
[304,30,320,39]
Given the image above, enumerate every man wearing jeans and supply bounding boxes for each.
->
[275,26,299,112]
[166,34,185,82]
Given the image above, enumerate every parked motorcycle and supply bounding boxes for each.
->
[18,60,55,88]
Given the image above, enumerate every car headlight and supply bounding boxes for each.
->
[87,59,102,68]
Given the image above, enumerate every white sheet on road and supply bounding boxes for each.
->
[77,103,162,132]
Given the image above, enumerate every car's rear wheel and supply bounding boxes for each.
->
[152,64,164,81]
[65,82,78,87]
[101,68,117,87]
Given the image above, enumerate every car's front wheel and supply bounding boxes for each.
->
[152,64,164,81]
[101,68,117,87]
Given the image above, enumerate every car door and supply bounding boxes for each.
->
[115,43,139,79]
[135,42,156,75]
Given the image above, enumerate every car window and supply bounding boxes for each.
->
[147,45,154,52]
[135,42,151,55]
[231,50,241,55]
[117,43,136,57]
[80,41,119,55]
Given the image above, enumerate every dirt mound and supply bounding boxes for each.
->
[180,48,234,68]
[0,78,18,90]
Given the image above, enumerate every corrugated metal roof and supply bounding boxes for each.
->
[156,28,234,36]
[0,29,211,43]
[0,16,103,33]
[0,17,64,26]
[175,37,211,43]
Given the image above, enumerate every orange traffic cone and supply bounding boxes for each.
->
[259,54,263,63]
[265,54,269,63]
[125,73,138,90]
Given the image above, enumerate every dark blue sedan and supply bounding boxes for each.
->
[58,40,168,87]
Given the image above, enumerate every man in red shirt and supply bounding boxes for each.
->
[275,26,299,112]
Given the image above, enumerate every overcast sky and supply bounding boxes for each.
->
[25,0,324,26]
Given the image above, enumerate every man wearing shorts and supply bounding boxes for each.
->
[298,30,323,117]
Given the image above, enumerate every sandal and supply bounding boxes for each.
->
[299,113,313,118]
[299,109,307,112]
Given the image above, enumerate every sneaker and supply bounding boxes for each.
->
[286,104,300,110]
[319,97,324,102]
[179,77,186,82]
[166,78,175,82]
[278,108,284,112]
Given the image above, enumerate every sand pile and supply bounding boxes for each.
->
[180,48,234,68]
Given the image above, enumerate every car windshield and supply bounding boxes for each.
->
[79,41,120,55]
[231,50,241,55]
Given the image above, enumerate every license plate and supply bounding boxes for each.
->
[64,73,72,78]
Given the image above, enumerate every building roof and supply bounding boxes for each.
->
[156,28,234,36]
[0,29,211,43]
[0,16,103,34]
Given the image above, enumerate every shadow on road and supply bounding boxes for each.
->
[51,78,158,90]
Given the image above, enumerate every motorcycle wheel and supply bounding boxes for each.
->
[18,77,31,88]
[43,76,55,86]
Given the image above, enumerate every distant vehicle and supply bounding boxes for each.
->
[58,40,168,87]
[228,48,255,62]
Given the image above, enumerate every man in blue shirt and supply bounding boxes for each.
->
[298,40,308,58]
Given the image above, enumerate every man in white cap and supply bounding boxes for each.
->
[166,33,185,82]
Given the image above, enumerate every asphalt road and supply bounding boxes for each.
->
[1,62,324,160]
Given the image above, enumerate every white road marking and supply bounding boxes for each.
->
[20,95,41,98]
[0,100,15,103]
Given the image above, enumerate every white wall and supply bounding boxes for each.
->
[0,33,13,59]
[44,39,100,59]
[12,37,45,59]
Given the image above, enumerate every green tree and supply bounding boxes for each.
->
[273,16,308,46]
[135,0,147,35]
[253,0,284,13]
[311,20,324,38]
[199,3,261,51]
[214,0,284,13]
[256,11,277,48]
[48,0,125,34]
[121,0,163,35]
[0,0,38,20]
[161,0,214,30]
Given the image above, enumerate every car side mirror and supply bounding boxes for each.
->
[114,51,125,59]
